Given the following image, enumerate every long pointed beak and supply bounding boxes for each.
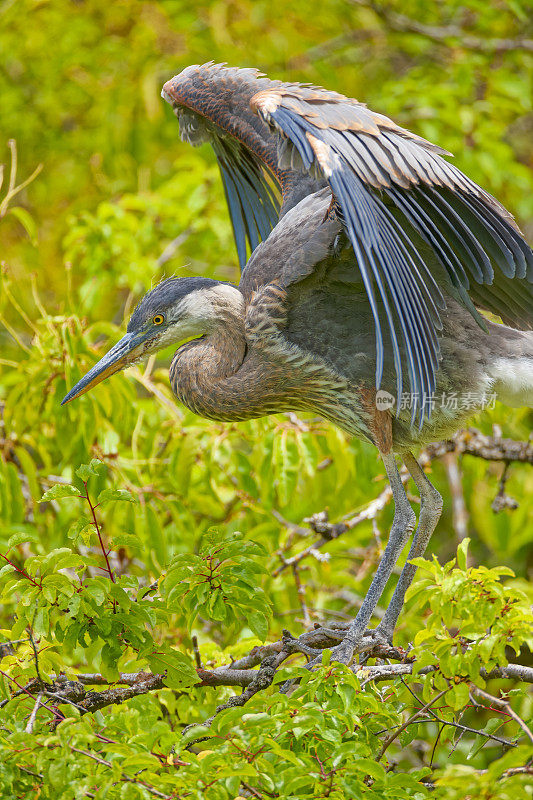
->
[61,332,145,405]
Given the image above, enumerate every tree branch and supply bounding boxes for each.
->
[424,428,533,465]
[471,685,533,745]
[349,0,533,53]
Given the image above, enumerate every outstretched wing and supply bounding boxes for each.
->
[251,83,533,423]
[163,64,533,425]
[162,63,324,270]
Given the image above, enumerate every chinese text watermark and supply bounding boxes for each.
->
[375,389,497,412]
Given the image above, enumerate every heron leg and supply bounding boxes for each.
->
[331,451,416,664]
[373,451,443,644]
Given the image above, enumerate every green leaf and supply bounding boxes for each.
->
[456,537,470,571]
[97,487,137,504]
[445,681,470,711]
[33,606,50,637]
[247,610,269,641]
[75,460,105,481]
[0,564,16,580]
[110,534,142,551]
[67,517,93,540]
[40,484,81,501]
[7,531,38,550]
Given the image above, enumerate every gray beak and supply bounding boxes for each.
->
[61,331,145,405]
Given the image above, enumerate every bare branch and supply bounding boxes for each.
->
[80,673,164,713]
[442,453,469,542]
[24,692,44,734]
[376,688,449,761]
[156,228,191,268]
[471,685,533,745]
[349,0,533,53]
[69,747,171,799]
[272,475,404,576]
[192,635,203,669]
[424,428,533,465]
[401,679,515,748]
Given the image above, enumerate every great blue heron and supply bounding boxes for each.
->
[62,63,533,664]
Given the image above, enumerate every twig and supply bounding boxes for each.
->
[82,480,115,583]
[424,429,533,465]
[477,766,533,778]
[24,692,44,734]
[0,139,43,219]
[442,453,469,542]
[192,635,203,669]
[273,428,532,577]
[0,552,42,588]
[401,679,514,749]
[27,629,43,689]
[376,688,448,761]
[349,0,533,53]
[69,747,171,799]
[492,463,519,513]
[291,564,311,626]
[272,475,404,576]
[471,685,533,745]
[156,228,192,268]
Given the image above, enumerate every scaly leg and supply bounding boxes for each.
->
[373,451,443,644]
[329,451,416,664]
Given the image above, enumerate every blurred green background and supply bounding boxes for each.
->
[1,0,533,793]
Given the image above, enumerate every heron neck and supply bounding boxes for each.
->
[169,304,251,421]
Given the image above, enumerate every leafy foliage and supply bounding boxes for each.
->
[1,1,532,798]
[163,531,272,640]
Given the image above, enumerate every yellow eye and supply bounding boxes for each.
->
[152,314,165,325]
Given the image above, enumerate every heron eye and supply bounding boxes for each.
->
[152,314,165,325]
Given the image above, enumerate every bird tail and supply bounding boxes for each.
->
[487,327,533,407]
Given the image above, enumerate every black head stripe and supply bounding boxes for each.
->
[127,277,224,332]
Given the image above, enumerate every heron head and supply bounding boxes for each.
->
[61,277,241,404]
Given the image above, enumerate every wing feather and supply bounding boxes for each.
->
[251,83,533,423]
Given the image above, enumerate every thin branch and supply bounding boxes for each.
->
[349,0,533,53]
[272,474,405,576]
[82,481,115,583]
[24,692,44,734]
[471,685,533,745]
[0,551,42,588]
[492,462,519,513]
[27,629,43,689]
[425,429,533,465]
[156,228,192,268]
[192,635,203,669]
[376,688,449,761]
[292,564,311,626]
[69,747,172,799]
[401,679,514,749]
[0,139,43,219]
[442,453,469,542]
